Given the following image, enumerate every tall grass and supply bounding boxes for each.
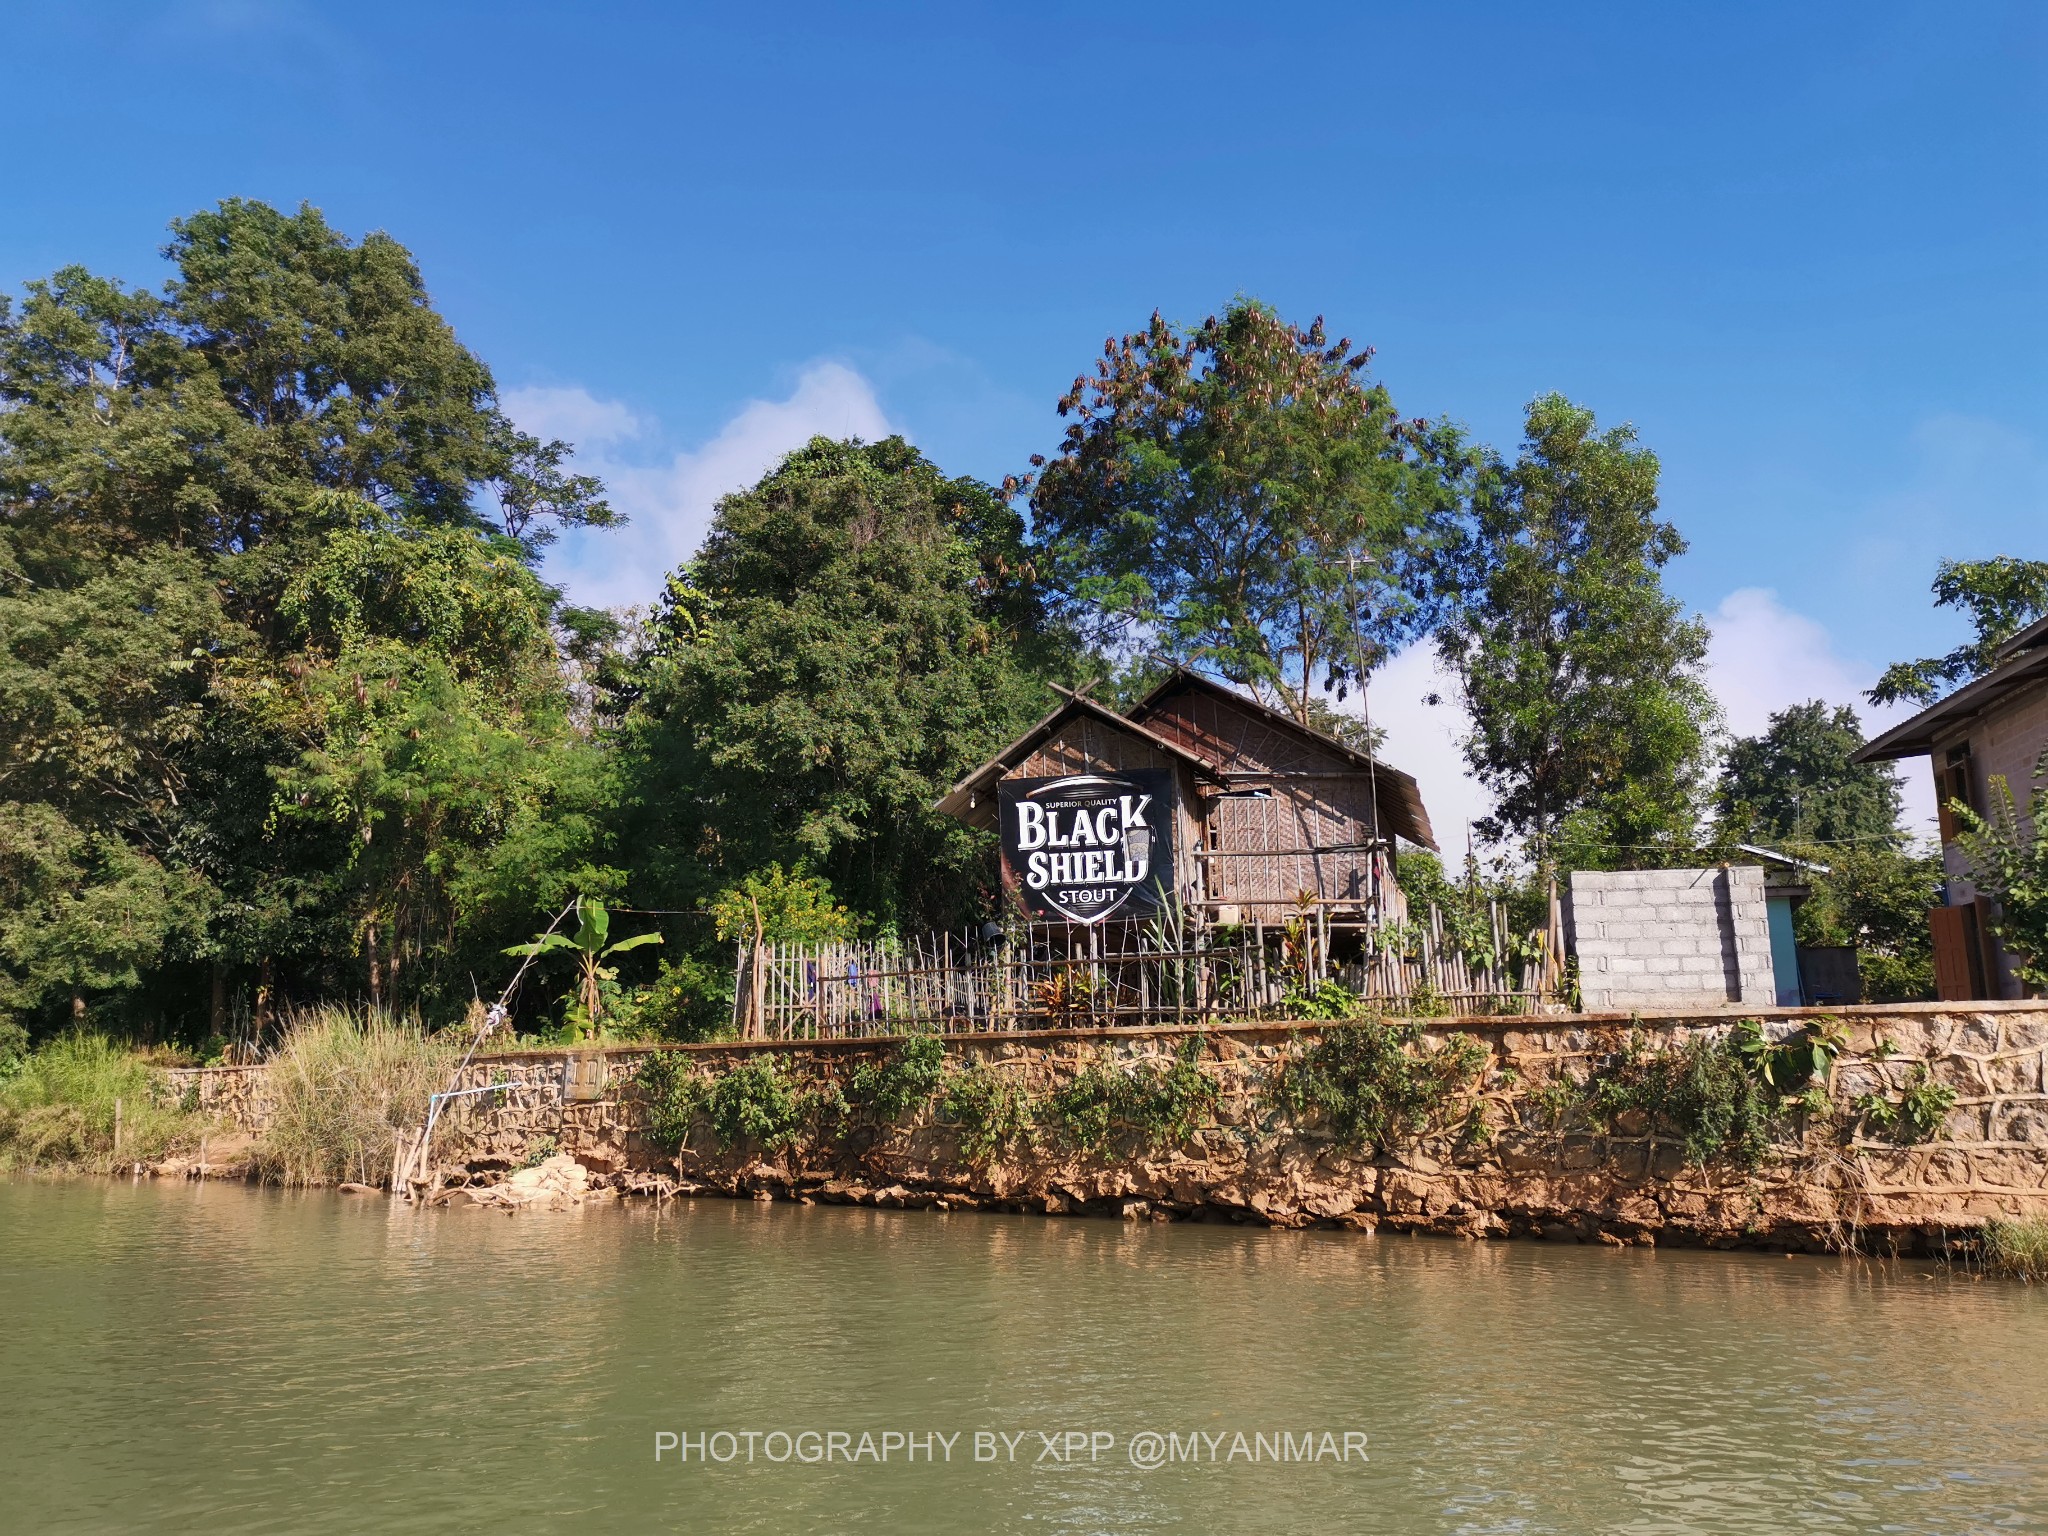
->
[255,1008,459,1186]
[1980,1218,2048,1283]
[0,1034,202,1171]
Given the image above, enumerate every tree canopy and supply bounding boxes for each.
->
[1716,701,1904,849]
[8,212,1935,1039]
[0,200,618,1037]
[1870,556,2048,706]
[1027,299,1466,726]
[607,435,1078,936]
[1435,394,1718,868]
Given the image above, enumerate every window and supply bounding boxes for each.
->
[1935,743,1975,842]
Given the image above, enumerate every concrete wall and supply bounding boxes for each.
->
[1565,866,1775,1010]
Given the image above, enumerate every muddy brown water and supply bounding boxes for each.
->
[3,1176,2045,1534]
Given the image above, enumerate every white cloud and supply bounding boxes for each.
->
[1704,587,1874,740]
[1705,586,1937,840]
[500,384,645,448]
[1352,586,1939,859]
[1357,643,1494,858]
[525,362,894,611]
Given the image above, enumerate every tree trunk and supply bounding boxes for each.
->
[255,957,275,1041]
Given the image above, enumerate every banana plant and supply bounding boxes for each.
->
[505,897,663,1043]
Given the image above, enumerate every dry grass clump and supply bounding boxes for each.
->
[256,1008,458,1186]
[1980,1218,2048,1283]
[0,1033,202,1171]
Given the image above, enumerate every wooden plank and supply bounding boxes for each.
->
[1930,904,1981,1000]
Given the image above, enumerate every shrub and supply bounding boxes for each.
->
[1269,1020,1487,1152]
[939,1061,1036,1163]
[700,1056,807,1148]
[0,1018,29,1081]
[1855,1063,1958,1144]
[1279,978,1360,1021]
[844,1032,947,1124]
[635,1051,705,1152]
[1043,1061,1124,1151]
[0,1033,202,1171]
[628,956,737,1042]
[1585,1032,1774,1170]
[1041,1038,1220,1152]
[256,1009,458,1186]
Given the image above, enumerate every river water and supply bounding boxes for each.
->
[3,1178,2045,1535]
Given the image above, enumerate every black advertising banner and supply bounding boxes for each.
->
[998,771,1175,924]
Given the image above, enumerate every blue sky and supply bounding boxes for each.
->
[4,1,2042,839]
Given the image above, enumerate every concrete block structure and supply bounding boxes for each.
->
[1564,867,1776,1010]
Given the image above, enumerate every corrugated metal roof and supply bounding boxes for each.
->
[1853,642,2048,762]
[1128,669,1438,850]
[933,669,1442,850]
[929,692,1220,830]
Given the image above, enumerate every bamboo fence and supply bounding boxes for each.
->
[735,896,1567,1039]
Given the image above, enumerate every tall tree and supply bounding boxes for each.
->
[0,201,617,1037]
[1436,394,1718,868]
[611,436,1075,933]
[1716,701,1904,848]
[1027,299,1466,725]
[1869,556,2048,705]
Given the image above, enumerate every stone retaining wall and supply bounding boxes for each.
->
[167,1003,2048,1252]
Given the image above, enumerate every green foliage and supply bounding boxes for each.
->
[254,1008,458,1186]
[1729,1016,1848,1093]
[634,1051,704,1152]
[708,864,855,946]
[1870,557,2048,706]
[607,436,1073,939]
[844,1032,947,1123]
[1949,752,2048,987]
[1269,1020,1487,1152]
[1041,1062,1128,1151]
[1042,1038,1221,1152]
[516,1134,561,1171]
[0,1017,27,1080]
[1554,1022,1952,1167]
[0,1033,202,1170]
[1279,977,1362,1021]
[1435,394,1718,869]
[504,896,663,1043]
[939,1061,1036,1163]
[1582,1031,1776,1170]
[1793,842,1944,1002]
[1390,848,1549,971]
[1855,1064,1958,1144]
[698,1056,809,1148]
[1716,701,1904,847]
[1028,297,1464,723]
[0,199,620,1038]
[627,956,735,1043]
[1979,1217,2048,1282]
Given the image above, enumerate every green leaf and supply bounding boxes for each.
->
[503,932,577,957]
[572,895,610,952]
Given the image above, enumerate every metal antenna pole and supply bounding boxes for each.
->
[1345,553,1386,922]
